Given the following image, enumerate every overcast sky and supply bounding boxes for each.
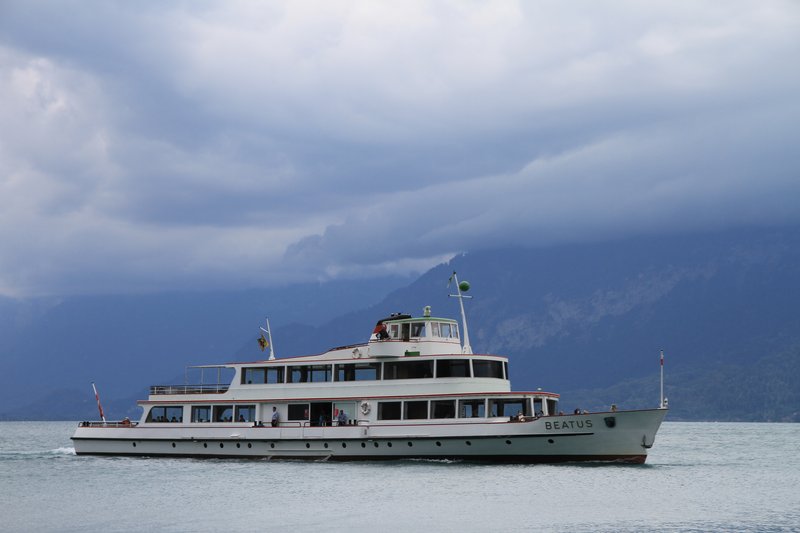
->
[1,1,798,298]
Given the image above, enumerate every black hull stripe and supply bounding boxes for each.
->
[72,451,646,464]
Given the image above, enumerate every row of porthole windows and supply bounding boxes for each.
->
[198,442,255,449]
[131,442,257,449]
[131,439,521,449]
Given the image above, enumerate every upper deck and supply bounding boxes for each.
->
[147,307,521,402]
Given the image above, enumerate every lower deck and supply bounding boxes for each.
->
[72,408,667,464]
[138,392,561,427]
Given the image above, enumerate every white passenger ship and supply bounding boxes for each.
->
[72,275,668,463]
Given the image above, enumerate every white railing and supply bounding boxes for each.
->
[149,384,229,395]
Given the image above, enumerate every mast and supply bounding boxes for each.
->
[448,271,473,355]
[260,318,276,360]
[267,318,275,360]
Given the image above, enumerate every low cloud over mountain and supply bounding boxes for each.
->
[1,2,799,297]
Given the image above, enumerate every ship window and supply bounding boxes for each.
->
[546,398,558,416]
[147,406,167,422]
[436,359,470,378]
[235,405,255,423]
[459,399,485,418]
[533,398,544,417]
[309,365,332,382]
[378,402,401,420]
[384,360,433,380]
[287,366,310,383]
[404,400,428,420]
[286,365,332,383]
[335,363,380,382]
[168,406,183,422]
[213,405,234,422]
[472,360,503,379]
[488,398,529,418]
[401,323,410,341]
[389,324,399,338]
[504,362,508,379]
[334,364,350,382]
[431,322,440,337]
[437,322,459,339]
[192,406,211,423]
[431,400,456,419]
[266,367,284,384]
[410,322,426,338]
[242,367,266,384]
[147,406,183,423]
[288,403,309,421]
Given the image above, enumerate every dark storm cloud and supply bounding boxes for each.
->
[1,1,798,296]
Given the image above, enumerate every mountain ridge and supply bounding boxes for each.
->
[1,225,798,421]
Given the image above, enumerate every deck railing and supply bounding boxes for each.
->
[78,421,138,428]
[149,384,230,395]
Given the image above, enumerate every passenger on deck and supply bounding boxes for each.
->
[337,410,348,426]
[271,406,279,427]
[374,323,390,340]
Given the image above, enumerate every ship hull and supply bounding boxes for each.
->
[72,408,666,464]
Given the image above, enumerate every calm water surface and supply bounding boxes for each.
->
[1,422,798,532]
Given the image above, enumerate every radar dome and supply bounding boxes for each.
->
[458,281,470,292]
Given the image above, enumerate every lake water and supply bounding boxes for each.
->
[1,422,798,532]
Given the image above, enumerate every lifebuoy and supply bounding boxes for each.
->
[352,348,361,359]
[360,401,371,415]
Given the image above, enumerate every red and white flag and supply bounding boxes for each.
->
[92,382,106,422]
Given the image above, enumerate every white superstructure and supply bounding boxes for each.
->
[72,278,667,463]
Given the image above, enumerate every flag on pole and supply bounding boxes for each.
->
[92,382,106,422]
[258,334,269,352]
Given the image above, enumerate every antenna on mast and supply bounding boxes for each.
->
[259,318,276,360]
[448,271,473,355]
[659,349,668,409]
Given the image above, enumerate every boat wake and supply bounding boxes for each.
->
[49,447,76,455]
[0,447,76,459]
